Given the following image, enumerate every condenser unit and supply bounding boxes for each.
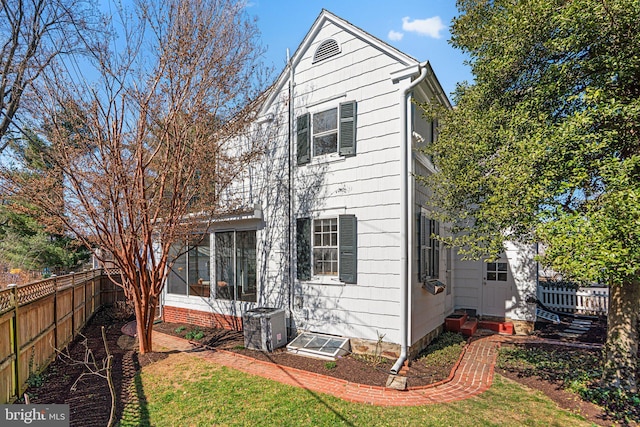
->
[242,307,287,352]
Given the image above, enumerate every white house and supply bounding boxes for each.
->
[160,9,537,369]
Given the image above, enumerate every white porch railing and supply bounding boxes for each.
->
[537,284,609,316]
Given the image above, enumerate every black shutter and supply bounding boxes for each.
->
[296,217,311,280]
[417,213,423,282]
[296,113,310,165]
[338,215,357,283]
[339,101,356,157]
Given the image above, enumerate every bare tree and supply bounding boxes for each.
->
[3,0,268,353]
[0,0,99,151]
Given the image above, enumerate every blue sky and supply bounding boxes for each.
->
[247,1,473,100]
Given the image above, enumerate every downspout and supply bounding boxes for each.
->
[390,61,430,375]
[287,49,296,330]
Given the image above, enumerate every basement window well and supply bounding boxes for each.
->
[286,332,350,360]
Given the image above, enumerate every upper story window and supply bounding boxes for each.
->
[313,108,338,156]
[313,39,341,63]
[297,101,356,165]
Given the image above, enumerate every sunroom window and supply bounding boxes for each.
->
[215,230,257,302]
[167,236,210,297]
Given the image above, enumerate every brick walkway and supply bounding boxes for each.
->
[152,331,502,406]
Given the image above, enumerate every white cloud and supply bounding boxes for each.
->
[401,16,445,39]
[388,30,404,41]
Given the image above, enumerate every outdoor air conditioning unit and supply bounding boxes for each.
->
[242,307,287,352]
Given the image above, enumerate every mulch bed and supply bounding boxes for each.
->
[21,308,617,426]
[153,321,454,388]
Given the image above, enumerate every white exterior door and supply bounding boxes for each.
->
[482,261,514,317]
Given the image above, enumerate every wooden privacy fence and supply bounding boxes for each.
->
[537,284,609,316]
[0,269,125,404]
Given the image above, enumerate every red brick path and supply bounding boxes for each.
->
[152,331,503,406]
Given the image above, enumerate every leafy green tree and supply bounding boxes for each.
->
[0,129,88,271]
[0,206,88,271]
[423,0,640,392]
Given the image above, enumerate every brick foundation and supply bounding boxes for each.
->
[163,306,242,330]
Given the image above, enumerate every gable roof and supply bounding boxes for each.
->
[258,9,424,116]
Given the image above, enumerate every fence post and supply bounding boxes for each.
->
[53,276,58,350]
[71,273,76,339]
[7,284,20,400]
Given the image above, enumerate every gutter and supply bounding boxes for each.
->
[390,61,430,375]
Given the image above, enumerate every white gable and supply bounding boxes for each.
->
[259,9,419,116]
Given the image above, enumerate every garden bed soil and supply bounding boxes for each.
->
[23,308,617,426]
[153,321,455,388]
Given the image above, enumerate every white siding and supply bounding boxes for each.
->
[288,20,407,343]
[409,113,449,346]
[162,11,535,348]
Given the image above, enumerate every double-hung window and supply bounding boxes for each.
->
[297,215,357,283]
[313,108,338,156]
[297,101,356,165]
[313,218,338,275]
[418,212,440,281]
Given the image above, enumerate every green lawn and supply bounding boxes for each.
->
[118,352,597,427]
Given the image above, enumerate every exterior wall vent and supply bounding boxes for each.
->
[313,39,341,63]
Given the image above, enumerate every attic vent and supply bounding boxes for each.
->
[313,39,341,63]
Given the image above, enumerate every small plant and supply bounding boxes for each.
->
[324,361,337,370]
[372,330,386,366]
[26,372,45,388]
[352,331,388,366]
[185,327,204,340]
[232,345,245,350]
[26,348,44,388]
[174,326,186,334]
